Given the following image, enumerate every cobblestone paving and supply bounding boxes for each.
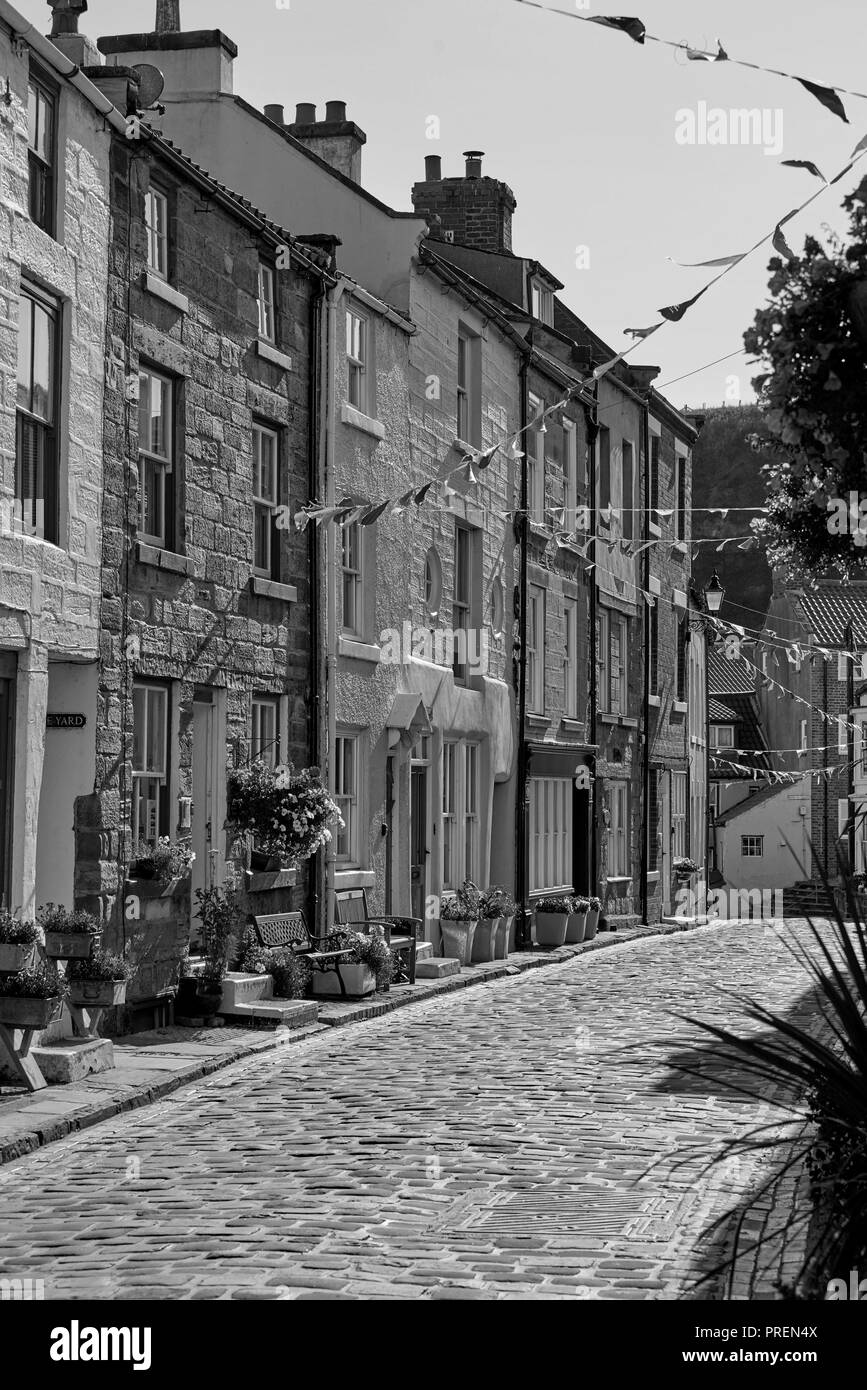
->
[0,920,821,1300]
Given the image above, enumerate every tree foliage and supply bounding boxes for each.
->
[745,177,867,580]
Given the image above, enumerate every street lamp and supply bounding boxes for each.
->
[704,571,726,616]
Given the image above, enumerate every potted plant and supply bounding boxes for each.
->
[673,856,699,884]
[67,950,132,1010]
[474,886,516,962]
[534,895,571,948]
[131,836,195,885]
[567,897,590,945]
[439,880,482,965]
[0,962,66,1029]
[0,913,39,973]
[585,895,602,940]
[193,886,242,1016]
[227,762,343,868]
[38,904,101,960]
[311,928,394,999]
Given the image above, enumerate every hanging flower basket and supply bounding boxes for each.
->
[227,763,343,864]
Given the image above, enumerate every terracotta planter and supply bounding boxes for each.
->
[471,917,501,963]
[69,980,127,1009]
[440,918,477,965]
[0,942,36,973]
[0,995,63,1029]
[493,914,514,960]
[566,908,588,944]
[311,963,376,999]
[585,906,600,940]
[535,911,568,948]
[43,931,98,960]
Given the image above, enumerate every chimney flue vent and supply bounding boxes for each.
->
[325,100,347,123]
[295,102,316,124]
[464,150,484,179]
[424,155,442,181]
[264,103,285,125]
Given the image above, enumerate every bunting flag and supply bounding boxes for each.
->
[587,15,646,43]
[667,251,747,269]
[360,500,390,526]
[781,159,827,182]
[686,39,728,63]
[797,78,848,123]
[772,223,796,260]
[658,287,710,322]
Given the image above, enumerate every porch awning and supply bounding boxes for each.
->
[386,692,432,748]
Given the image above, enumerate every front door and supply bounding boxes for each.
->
[0,678,12,908]
[410,765,428,922]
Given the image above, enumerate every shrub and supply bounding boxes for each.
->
[132,836,195,883]
[227,762,342,862]
[440,880,483,921]
[588,896,601,911]
[324,928,395,990]
[270,949,311,999]
[37,904,100,936]
[194,887,242,985]
[534,896,572,914]
[0,913,39,945]
[572,897,591,913]
[67,949,131,983]
[0,963,66,999]
[481,887,516,919]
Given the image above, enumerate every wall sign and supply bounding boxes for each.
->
[47,714,87,729]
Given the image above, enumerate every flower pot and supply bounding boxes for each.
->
[175,977,200,1015]
[196,984,224,1018]
[69,980,127,1009]
[534,911,568,948]
[493,914,514,960]
[0,942,36,973]
[440,918,477,966]
[566,908,588,944]
[311,963,376,999]
[132,859,157,880]
[0,995,63,1029]
[471,917,501,963]
[44,931,98,960]
[585,906,600,940]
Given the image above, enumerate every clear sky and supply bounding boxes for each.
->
[34,0,867,410]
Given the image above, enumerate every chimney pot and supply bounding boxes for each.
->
[464,150,484,179]
[48,0,87,35]
[295,102,316,125]
[264,103,285,125]
[325,100,347,123]
[424,155,442,182]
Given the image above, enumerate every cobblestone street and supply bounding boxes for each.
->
[0,921,818,1301]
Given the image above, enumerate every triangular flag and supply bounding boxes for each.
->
[851,132,867,159]
[686,38,728,62]
[772,224,796,260]
[414,483,434,506]
[360,500,390,526]
[476,443,500,471]
[624,323,662,340]
[781,159,827,182]
[658,286,709,321]
[587,15,646,43]
[667,251,746,269]
[796,79,848,124]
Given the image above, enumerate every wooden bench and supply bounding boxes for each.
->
[334,890,421,985]
[252,911,357,994]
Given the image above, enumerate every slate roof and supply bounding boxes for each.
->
[715,781,793,824]
[708,647,756,696]
[794,584,867,646]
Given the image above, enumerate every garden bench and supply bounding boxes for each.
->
[252,911,356,993]
[333,889,421,985]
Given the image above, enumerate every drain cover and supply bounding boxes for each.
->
[457,1185,693,1242]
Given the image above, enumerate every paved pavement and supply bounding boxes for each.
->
[0,919,820,1300]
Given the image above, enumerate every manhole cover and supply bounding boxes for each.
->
[455,1185,695,1241]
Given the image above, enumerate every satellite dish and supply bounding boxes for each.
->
[131,64,166,111]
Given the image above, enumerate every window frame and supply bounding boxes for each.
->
[528,393,546,524]
[649,428,661,531]
[596,424,611,526]
[527,583,546,714]
[252,420,280,579]
[709,723,735,749]
[346,305,369,414]
[251,694,280,769]
[608,613,628,716]
[563,417,578,530]
[138,364,175,549]
[675,446,688,542]
[334,733,361,865]
[441,739,482,890]
[340,520,363,637]
[528,776,572,894]
[741,834,764,858]
[27,69,57,237]
[453,522,478,684]
[563,597,578,719]
[608,782,629,878]
[621,438,635,541]
[15,281,60,543]
[145,184,170,281]
[131,681,170,845]
[456,325,481,448]
[258,261,277,344]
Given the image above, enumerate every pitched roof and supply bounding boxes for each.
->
[793,584,867,646]
[709,698,738,722]
[715,781,793,824]
[708,647,756,695]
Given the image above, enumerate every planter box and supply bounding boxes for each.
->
[535,911,568,948]
[493,914,514,960]
[44,931,98,960]
[472,917,501,963]
[566,909,588,945]
[196,985,224,1018]
[0,942,36,973]
[311,963,376,999]
[440,918,476,966]
[0,995,63,1029]
[69,980,128,1009]
[585,906,600,940]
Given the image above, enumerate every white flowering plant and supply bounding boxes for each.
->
[227,762,343,862]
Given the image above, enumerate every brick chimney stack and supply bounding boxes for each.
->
[155,0,181,31]
[47,1,101,66]
[286,102,367,184]
[411,151,517,254]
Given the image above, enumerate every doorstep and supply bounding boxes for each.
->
[0,917,710,1165]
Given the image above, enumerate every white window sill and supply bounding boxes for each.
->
[561,718,584,733]
[341,402,385,440]
[526,712,548,727]
[338,636,381,664]
[600,713,638,727]
[250,575,298,603]
[334,869,375,891]
[649,694,661,708]
[672,700,688,714]
[257,338,293,372]
[144,270,189,314]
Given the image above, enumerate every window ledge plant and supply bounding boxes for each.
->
[131,836,195,885]
[38,905,101,960]
[67,950,132,1010]
[0,961,66,1028]
[0,912,39,972]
